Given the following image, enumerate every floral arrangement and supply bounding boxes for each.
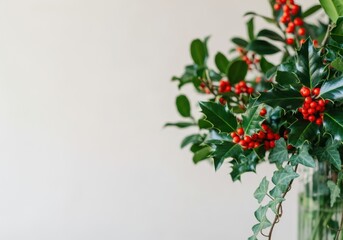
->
[166,0,343,239]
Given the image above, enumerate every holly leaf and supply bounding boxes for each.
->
[315,139,341,170]
[190,39,207,66]
[211,141,242,170]
[215,52,230,74]
[327,180,341,207]
[324,109,343,141]
[176,95,191,117]
[288,119,319,147]
[254,88,303,110]
[254,177,269,204]
[295,39,325,88]
[319,76,343,102]
[290,144,316,168]
[199,101,237,134]
[242,99,264,135]
[275,71,300,87]
[269,138,289,167]
[227,60,248,84]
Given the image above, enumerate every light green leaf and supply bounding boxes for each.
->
[290,144,316,168]
[269,139,289,167]
[193,146,213,163]
[319,0,343,22]
[331,57,343,71]
[268,197,285,214]
[327,180,341,207]
[315,139,341,170]
[254,177,269,203]
[270,165,299,198]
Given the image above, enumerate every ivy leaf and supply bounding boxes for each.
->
[164,122,196,128]
[247,18,255,40]
[270,165,299,198]
[327,180,341,207]
[190,39,207,66]
[303,5,322,18]
[249,205,272,239]
[227,60,248,84]
[254,177,269,204]
[176,95,191,117]
[319,76,343,102]
[230,151,258,181]
[319,0,343,22]
[181,134,204,148]
[324,109,343,141]
[296,39,325,88]
[199,101,237,134]
[269,139,289,167]
[331,57,343,71]
[268,197,285,214]
[254,88,303,110]
[257,29,284,42]
[215,52,230,74]
[290,144,316,168]
[248,40,280,55]
[212,141,242,170]
[288,119,319,147]
[231,37,248,48]
[193,146,213,164]
[242,100,264,135]
[315,139,341,170]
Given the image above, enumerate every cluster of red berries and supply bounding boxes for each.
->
[237,47,259,70]
[234,81,254,95]
[274,0,306,45]
[298,87,326,125]
[218,80,231,93]
[231,124,281,151]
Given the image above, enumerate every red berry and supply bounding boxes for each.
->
[230,132,238,138]
[313,40,319,47]
[312,88,320,96]
[305,97,312,103]
[262,124,269,131]
[219,97,227,105]
[287,145,294,150]
[260,108,267,116]
[248,142,255,149]
[315,118,323,125]
[300,39,306,45]
[274,3,281,10]
[310,102,317,108]
[294,17,304,26]
[283,5,290,12]
[247,87,254,94]
[269,141,276,148]
[307,108,316,115]
[298,28,306,36]
[308,115,316,122]
[237,128,244,136]
[244,136,252,143]
[274,134,280,140]
[254,142,260,148]
[239,140,247,146]
[318,99,325,106]
[233,136,241,143]
[258,131,266,139]
[286,27,294,33]
[286,38,294,45]
[267,133,274,140]
[264,141,270,148]
[300,87,311,97]
[291,5,300,15]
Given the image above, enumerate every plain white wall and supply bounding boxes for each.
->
[0,0,318,239]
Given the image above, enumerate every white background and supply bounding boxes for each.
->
[0,0,319,239]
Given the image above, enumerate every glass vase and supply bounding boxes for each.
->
[298,161,343,240]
